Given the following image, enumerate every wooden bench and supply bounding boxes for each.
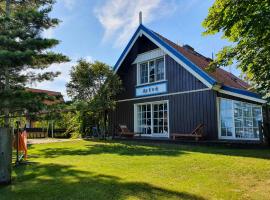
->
[118,124,135,138]
[171,124,205,141]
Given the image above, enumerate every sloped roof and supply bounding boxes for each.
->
[27,88,62,96]
[155,33,250,90]
[27,88,64,105]
[114,24,216,87]
[113,24,265,103]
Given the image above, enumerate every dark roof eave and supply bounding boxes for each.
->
[218,85,266,103]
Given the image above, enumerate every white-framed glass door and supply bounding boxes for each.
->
[152,102,168,136]
[135,100,169,137]
[137,104,152,135]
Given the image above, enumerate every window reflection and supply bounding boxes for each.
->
[220,99,262,139]
[137,102,168,135]
[139,57,165,85]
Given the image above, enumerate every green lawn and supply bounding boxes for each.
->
[1,140,270,200]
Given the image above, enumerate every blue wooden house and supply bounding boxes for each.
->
[109,23,266,141]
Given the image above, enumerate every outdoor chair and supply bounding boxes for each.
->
[171,123,205,141]
[118,124,135,138]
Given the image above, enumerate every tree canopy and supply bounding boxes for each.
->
[66,60,122,135]
[203,0,270,99]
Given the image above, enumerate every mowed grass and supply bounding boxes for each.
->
[1,140,270,200]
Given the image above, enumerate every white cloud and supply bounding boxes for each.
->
[61,0,76,10]
[94,0,177,48]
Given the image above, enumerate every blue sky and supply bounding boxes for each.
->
[31,0,239,100]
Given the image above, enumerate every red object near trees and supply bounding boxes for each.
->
[13,130,27,160]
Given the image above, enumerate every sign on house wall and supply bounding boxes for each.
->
[136,82,167,97]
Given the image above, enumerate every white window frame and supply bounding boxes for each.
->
[136,55,166,86]
[134,100,169,138]
[217,97,263,141]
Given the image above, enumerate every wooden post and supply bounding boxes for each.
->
[15,122,20,166]
[264,104,270,145]
[51,120,54,138]
[0,128,12,184]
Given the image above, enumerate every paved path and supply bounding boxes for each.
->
[27,138,80,144]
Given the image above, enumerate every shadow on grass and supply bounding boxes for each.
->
[36,139,270,160]
[37,141,188,158]
[0,162,206,200]
[114,140,270,160]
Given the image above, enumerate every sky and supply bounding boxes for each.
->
[30,0,239,100]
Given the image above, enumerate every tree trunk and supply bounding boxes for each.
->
[104,110,108,138]
[96,122,100,138]
[0,128,12,185]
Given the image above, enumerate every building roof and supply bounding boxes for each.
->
[27,88,62,96]
[113,24,265,103]
[156,33,251,90]
[26,88,64,105]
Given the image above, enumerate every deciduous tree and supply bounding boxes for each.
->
[66,60,122,136]
[203,0,270,100]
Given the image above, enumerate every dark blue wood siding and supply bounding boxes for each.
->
[109,89,218,140]
[166,55,207,92]
[110,35,218,139]
[117,54,207,100]
[169,90,217,139]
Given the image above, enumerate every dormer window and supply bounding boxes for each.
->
[138,57,165,85]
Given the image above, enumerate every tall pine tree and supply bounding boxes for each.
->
[0,0,69,126]
[0,0,68,184]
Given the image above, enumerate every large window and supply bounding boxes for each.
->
[138,57,165,85]
[219,98,262,140]
[136,101,168,136]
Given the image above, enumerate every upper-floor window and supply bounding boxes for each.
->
[138,57,165,85]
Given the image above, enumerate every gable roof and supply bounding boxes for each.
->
[113,24,266,103]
